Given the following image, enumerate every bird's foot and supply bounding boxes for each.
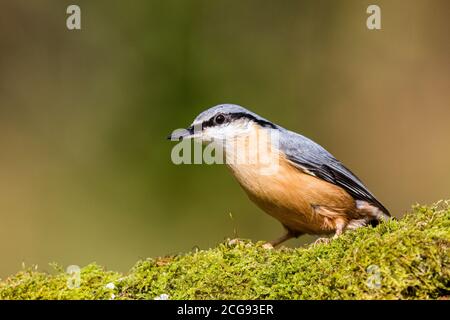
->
[262,242,274,250]
[313,237,331,245]
[227,238,242,246]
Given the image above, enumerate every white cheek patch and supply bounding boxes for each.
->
[202,126,224,140]
[203,120,252,141]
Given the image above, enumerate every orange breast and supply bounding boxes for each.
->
[225,127,356,234]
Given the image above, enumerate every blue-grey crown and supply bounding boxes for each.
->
[193,104,276,129]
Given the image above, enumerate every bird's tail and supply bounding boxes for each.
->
[356,200,393,226]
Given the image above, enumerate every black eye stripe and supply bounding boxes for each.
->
[201,117,215,129]
[231,112,277,129]
[201,112,276,129]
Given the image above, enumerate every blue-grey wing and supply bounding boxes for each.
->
[279,129,390,216]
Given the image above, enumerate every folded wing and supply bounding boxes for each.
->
[279,129,390,216]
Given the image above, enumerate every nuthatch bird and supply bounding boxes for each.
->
[168,104,390,247]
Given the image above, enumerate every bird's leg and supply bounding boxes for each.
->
[314,219,347,245]
[269,232,294,247]
[263,229,300,249]
[332,219,347,239]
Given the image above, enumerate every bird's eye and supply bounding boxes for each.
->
[214,114,225,125]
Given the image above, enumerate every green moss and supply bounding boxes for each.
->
[1,201,449,300]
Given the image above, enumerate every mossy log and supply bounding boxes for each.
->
[1,201,449,300]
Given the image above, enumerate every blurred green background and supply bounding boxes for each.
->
[0,0,448,277]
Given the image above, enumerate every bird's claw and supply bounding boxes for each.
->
[313,237,331,245]
[227,238,241,246]
[262,242,274,250]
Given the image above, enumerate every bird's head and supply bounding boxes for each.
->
[168,104,277,144]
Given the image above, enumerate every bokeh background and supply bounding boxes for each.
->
[0,0,448,277]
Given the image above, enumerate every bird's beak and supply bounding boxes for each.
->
[167,126,195,141]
